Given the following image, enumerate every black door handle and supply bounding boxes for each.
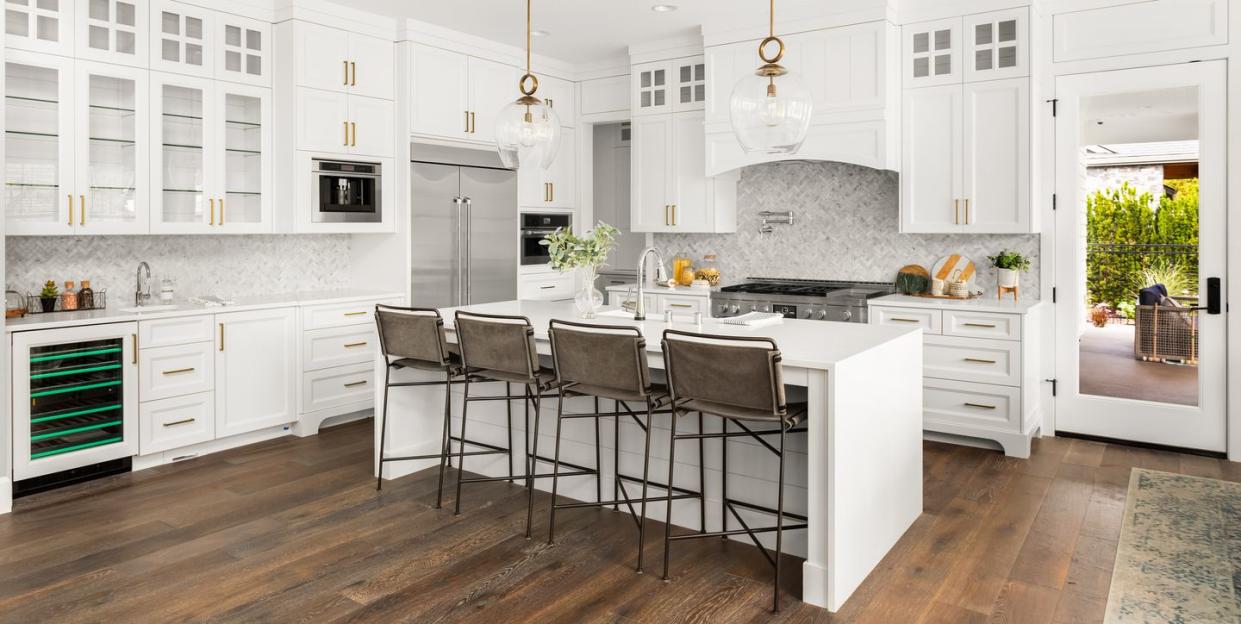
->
[1206,277,1221,315]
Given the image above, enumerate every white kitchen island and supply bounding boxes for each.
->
[374,299,923,612]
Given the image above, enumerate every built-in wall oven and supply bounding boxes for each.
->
[313,158,382,223]
[521,212,572,265]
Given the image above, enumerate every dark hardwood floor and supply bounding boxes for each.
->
[1,420,1237,623]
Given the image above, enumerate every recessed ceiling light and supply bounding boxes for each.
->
[531,29,549,37]
[651,4,678,12]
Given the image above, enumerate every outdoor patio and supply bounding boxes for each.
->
[1078,323,1198,406]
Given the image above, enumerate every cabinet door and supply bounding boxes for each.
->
[964,8,1027,83]
[904,18,960,88]
[295,87,349,154]
[632,61,672,116]
[216,83,271,233]
[347,33,394,100]
[215,308,297,438]
[630,114,673,232]
[150,0,213,78]
[539,74,575,127]
[671,56,707,113]
[4,51,76,235]
[75,60,149,234]
[962,78,1028,233]
[901,85,962,233]
[75,0,146,66]
[467,56,517,145]
[670,112,709,231]
[150,72,214,233]
[409,44,469,139]
[215,14,268,86]
[293,21,350,93]
[4,0,74,55]
[545,126,575,208]
[347,94,394,158]
[705,41,754,126]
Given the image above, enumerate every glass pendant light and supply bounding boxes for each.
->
[729,0,813,154]
[495,0,561,170]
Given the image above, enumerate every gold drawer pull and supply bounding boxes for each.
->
[964,402,997,410]
[963,358,996,364]
[539,285,556,290]
[344,380,369,388]
[164,418,196,427]
[162,367,196,376]
[669,303,694,309]
[890,317,921,323]
[344,341,368,348]
[343,311,367,317]
[963,322,997,328]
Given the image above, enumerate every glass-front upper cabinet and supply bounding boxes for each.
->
[964,8,1028,82]
[216,84,270,232]
[150,73,210,233]
[673,56,706,112]
[5,0,75,55]
[216,14,269,86]
[74,61,148,233]
[74,0,147,66]
[150,0,213,78]
[5,51,74,235]
[632,60,671,116]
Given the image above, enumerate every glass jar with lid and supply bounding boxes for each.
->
[695,254,721,286]
[671,251,694,286]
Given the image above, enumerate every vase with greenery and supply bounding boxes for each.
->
[987,250,1031,289]
[541,222,620,319]
[39,280,58,313]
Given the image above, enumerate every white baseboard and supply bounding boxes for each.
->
[133,423,294,471]
[0,477,11,515]
[293,403,373,437]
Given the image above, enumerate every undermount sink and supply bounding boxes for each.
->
[118,304,178,313]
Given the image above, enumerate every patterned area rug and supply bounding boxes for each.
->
[1105,469,1241,623]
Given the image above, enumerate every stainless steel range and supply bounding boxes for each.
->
[713,278,895,323]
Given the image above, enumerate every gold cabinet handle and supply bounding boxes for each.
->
[219,197,225,225]
[209,198,215,225]
[350,61,356,86]
[350,122,357,147]
[464,110,470,133]
[664,205,670,226]
[162,367,196,376]
[219,323,224,352]
[469,111,476,133]
[890,317,921,323]
[963,322,997,328]
[80,194,85,225]
[344,380,369,388]
[963,358,997,364]
[965,198,971,225]
[954,199,960,225]
[67,193,73,226]
[344,121,350,146]
[343,311,367,317]
[549,182,554,202]
[164,418,196,427]
[546,98,553,108]
[344,341,368,348]
[964,402,997,410]
[343,60,349,85]
[672,204,676,226]
[669,303,694,309]
[133,333,139,364]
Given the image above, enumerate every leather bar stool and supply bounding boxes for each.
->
[660,329,809,613]
[453,311,580,538]
[544,320,687,572]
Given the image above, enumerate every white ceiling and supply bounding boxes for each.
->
[1081,86,1199,145]
[344,0,849,65]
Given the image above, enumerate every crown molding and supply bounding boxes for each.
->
[398,18,578,80]
[627,32,705,65]
[273,0,399,39]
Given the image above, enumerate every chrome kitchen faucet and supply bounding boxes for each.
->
[135,261,151,307]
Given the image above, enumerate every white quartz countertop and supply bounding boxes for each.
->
[603,283,713,296]
[440,299,920,370]
[5,289,404,333]
[870,293,1046,315]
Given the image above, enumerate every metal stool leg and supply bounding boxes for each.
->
[773,423,787,613]
[720,418,728,538]
[376,365,391,491]
[506,382,514,483]
[594,397,602,504]
[525,385,542,539]
[434,369,453,509]
[546,390,565,544]
[452,376,472,515]
[613,401,621,512]
[637,401,654,573]
[661,411,679,581]
[698,411,706,534]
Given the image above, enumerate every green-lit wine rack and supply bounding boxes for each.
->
[28,338,126,460]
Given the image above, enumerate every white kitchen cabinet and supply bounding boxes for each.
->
[633,57,704,116]
[671,56,707,112]
[140,391,215,455]
[466,56,515,145]
[294,87,392,158]
[518,272,574,301]
[963,8,1027,83]
[4,0,75,55]
[75,60,150,234]
[631,111,736,233]
[539,74,575,127]
[348,94,395,158]
[215,13,269,86]
[139,340,215,402]
[409,44,470,138]
[4,52,76,235]
[580,74,628,117]
[903,17,960,88]
[75,0,147,66]
[293,21,393,100]
[216,82,271,232]
[900,85,961,233]
[215,307,297,438]
[150,0,214,78]
[518,126,575,209]
[302,363,374,414]
[961,78,1029,233]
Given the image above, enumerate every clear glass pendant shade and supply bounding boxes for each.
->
[729,68,813,154]
[495,97,561,170]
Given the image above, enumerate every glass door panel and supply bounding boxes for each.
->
[4,56,72,234]
[221,91,263,228]
[79,65,146,233]
[76,0,146,65]
[4,0,74,54]
[157,82,207,228]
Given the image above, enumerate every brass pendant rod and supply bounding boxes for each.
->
[526,0,532,76]
[769,0,774,38]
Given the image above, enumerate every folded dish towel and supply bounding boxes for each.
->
[716,311,784,327]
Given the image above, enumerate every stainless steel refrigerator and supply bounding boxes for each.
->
[410,161,518,307]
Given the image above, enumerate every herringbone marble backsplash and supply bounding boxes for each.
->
[6,235,351,299]
[655,161,1041,296]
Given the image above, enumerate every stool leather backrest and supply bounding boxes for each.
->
[375,305,451,367]
[454,311,539,379]
[549,320,650,399]
[662,330,786,418]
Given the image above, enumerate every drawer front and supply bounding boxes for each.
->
[659,295,707,316]
[303,363,375,413]
[140,391,216,455]
[870,306,942,334]
[923,379,1020,432]
[302,301,387,331]
[303,326,378,372]
[943,310,1021,341]
[139,341,215,402]
[519,273,574,301]
[139,315,216,349]
[924,335,1021,386]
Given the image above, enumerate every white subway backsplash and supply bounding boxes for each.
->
[654,161,1041,296]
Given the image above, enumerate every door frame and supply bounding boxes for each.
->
[1052,60,1228,453]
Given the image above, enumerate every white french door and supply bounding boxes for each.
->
[1054,61,1227,452]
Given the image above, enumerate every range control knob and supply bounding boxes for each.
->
[841,309,853,322]
[817,310,828,320]
[799,309,813,319]
[717,303,729,315]
[728,304,740,315]
[749,304,758,312]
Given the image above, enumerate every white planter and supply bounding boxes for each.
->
[997,268,1019,288]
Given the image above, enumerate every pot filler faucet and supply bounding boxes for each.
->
[634,247,668,321]
[135,261,152,307]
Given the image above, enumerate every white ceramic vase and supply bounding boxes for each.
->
[997,268,1019,288]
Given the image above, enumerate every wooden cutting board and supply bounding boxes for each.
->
[931,254,977,289]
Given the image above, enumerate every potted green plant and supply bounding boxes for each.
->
[987,250,1031,290]
[541,222,620,319]
[39,280,59,313]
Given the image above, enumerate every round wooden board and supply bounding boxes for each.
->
[931,254,977,290]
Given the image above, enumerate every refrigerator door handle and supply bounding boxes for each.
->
[464,197,473,305]
[453,197,464,307]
